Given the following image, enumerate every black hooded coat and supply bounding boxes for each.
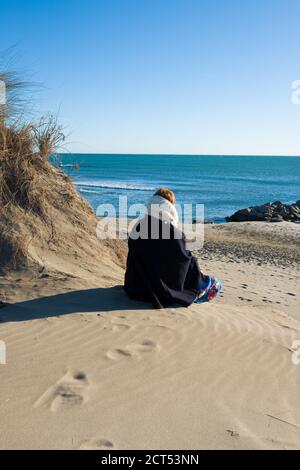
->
[124,215,203,309]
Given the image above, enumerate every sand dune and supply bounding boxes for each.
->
[0,222,299,450]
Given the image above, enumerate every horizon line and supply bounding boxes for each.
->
[58,152,300,157]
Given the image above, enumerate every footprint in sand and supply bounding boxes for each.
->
[226,429,240,438]
[106,340,158,361]
[153,324,173,331]
[137,340,157,351]
[106,348,134,360]
[79,438,114,450]
[238,296,253,302]
[34,370,89,412]
[111,323,131,332]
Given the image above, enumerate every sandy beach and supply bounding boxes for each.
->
[0,221,299,450]
[2,0,300,454]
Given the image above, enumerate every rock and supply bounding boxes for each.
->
[227,208,252,222]
[192,218,214,224]
[271,200,283,207]
[226,201,300,223]
[269,215,283,222]
[290,205,300,215]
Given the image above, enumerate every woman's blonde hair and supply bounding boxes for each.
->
[154,188,176,205]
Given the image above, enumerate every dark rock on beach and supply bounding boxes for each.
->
[192,218,214,224]
[226,201,300,223]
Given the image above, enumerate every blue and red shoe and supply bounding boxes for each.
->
[194,275,222,303]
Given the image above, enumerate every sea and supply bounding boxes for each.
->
[56,154,300,223]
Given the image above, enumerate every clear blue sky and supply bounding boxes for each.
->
[2,0,300,155]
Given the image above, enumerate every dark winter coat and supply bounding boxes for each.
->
[124,215,203,309]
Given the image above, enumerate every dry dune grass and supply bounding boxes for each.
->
[0,68,125,279]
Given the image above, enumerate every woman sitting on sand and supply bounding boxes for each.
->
[124,188,221,309]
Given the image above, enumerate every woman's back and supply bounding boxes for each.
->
[124,204,203,309]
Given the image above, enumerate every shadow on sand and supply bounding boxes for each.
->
[0,285,157,323]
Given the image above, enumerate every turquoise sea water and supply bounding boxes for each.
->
[57,154,300,222]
